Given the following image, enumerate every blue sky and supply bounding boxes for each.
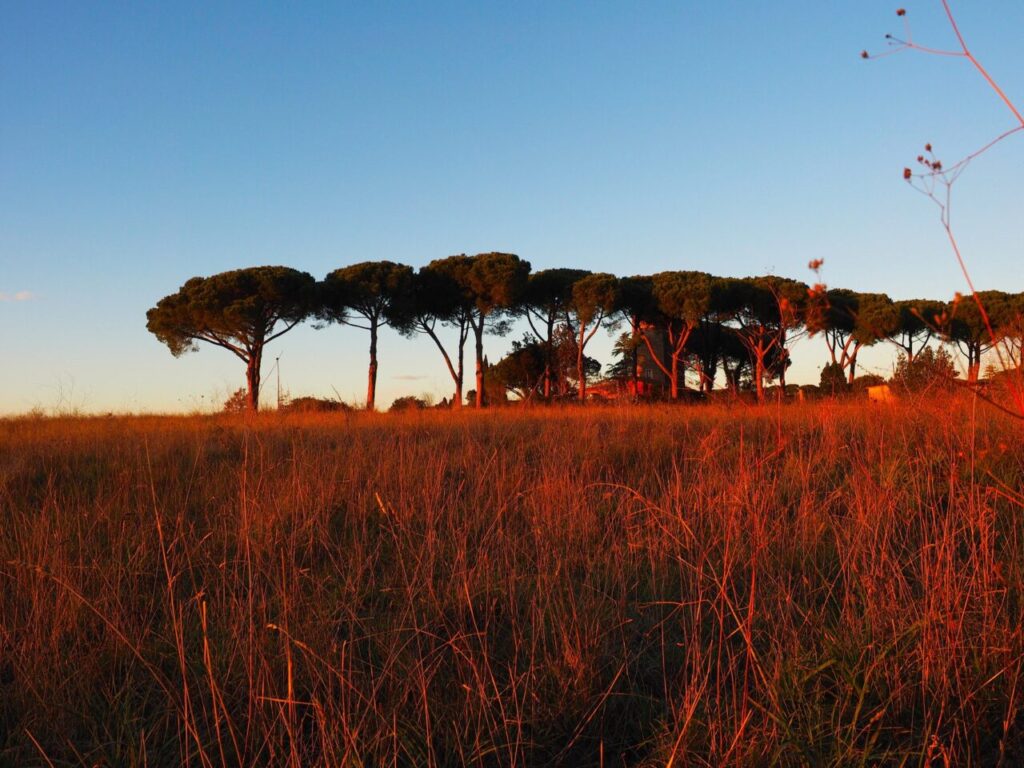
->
[2,1,1022,413]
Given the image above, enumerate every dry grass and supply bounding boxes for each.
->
[1,399,1023,766]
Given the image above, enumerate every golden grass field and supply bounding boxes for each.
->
[2,398,1023,766]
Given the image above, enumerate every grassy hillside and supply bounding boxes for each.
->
[2,400,1023,766]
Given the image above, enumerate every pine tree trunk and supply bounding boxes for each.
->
[422,321,462,408]
[246,351,262,412]
[968,343,981,383]
[474,319,485,408]
[544,317,554,399]
[754,347,766,403]
[701,365,713,392]
[366,321,378,411]
[630,318,640,397]
[454,337,464,407]
[577,327,587,402]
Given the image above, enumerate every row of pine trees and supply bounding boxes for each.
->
[146,253,1024,411]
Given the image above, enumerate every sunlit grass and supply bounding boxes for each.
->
[1,398,1022,765]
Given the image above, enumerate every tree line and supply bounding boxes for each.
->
[145,255,1024,411]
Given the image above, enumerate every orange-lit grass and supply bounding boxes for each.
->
[1,399,1023,765]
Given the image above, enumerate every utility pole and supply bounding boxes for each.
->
[276,355,281,410]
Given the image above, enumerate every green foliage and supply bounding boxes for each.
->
[389,395,429,412]
[891,346,957,392]
[649,270,716,327]
[395,264,468,332]
[520,269,593,399]
[717,276,809,398]
[142,261,1024,407]
[814,289,897,344]
[564,273,618,399]
[616,274,657,320]
[725,275,809,328]
[606,332,639,380]
[463,383,508,406]
[942,291,1020,377]
[318,261,417,410]
[851,292,899,345]
[623,272,720,397]
[427,252,531,319]
[891,298,946,352]
[319,261,415,326]
[522,268,590,325]
[283,396,352,413]
[568,272,619,329]
[491,332,599,399]
[715,276,809,347]
[423,253,531,407]
[808,288,856,338]
[222,388,249,413]
[490,337,547,398]
[146,266,316,358]
[945,291,1013,345]
[819,362,847,395]
[146,266,317,411]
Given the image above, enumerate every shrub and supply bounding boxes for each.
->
[390,395,428,412]
[851,373,886,392]
[819,362,848,395]
[282,396,351,413]
[891,346,957,392]
[222,388,249,413]
[798,384,821,400]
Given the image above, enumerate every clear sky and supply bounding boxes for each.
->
[2,1,1022,414]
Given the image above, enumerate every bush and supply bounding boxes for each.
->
[851,373,885,393]
[798,384,821,400]
[891,347,957,392]
[819,362,848,395]
[222,388,249,413]
[390,396,429,412]
[282,396,351,413]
